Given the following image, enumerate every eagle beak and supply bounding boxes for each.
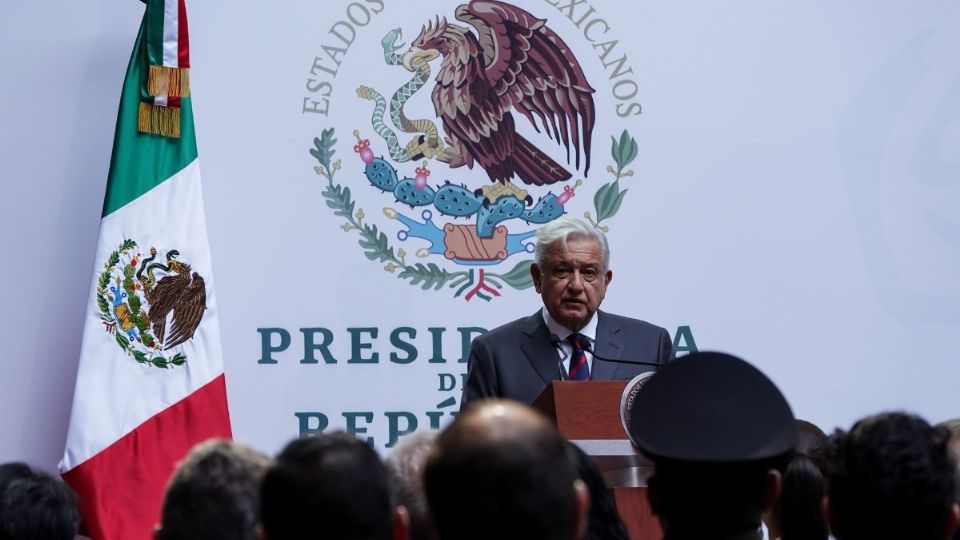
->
[401,48,439,72]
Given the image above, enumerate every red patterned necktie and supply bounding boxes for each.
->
[567,333,591,380]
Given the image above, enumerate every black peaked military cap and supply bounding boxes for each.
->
[626,352,797,463]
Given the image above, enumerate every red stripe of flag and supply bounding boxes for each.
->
[178,0,190,68]
[63,375,231,540]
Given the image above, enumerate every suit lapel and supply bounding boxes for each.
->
[591,310,624,380]
[519,311,563,385]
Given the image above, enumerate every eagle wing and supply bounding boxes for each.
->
[165,273,206,350]
[431,49,515,181]
[148,275,185,345]
[456,1,596,175]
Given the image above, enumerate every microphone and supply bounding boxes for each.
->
[548,333,569,380]
[579,339,662,371]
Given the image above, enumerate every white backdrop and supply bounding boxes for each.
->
[2,0,958,472]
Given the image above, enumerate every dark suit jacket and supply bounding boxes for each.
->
[461,310,673,409]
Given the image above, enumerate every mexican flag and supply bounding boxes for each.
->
[59,1,231,538]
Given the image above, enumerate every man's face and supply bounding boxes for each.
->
[531,237,612,332]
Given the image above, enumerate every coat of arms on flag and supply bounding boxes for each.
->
[96,240,207,368]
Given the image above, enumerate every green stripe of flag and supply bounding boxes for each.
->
[103,16,197,217]
[145,0,169,72]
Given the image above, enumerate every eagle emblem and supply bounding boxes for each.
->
[403,1,596,186]
[96,239,206,368]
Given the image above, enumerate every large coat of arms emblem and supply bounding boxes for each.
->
[311,1,638,301]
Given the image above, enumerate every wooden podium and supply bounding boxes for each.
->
[533,381,661,540]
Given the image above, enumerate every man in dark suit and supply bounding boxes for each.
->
[461,217,673,408]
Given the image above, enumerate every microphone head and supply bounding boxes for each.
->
[548,333,563,347]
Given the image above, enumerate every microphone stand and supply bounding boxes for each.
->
[581,340,662,371]
[549,333,569,380]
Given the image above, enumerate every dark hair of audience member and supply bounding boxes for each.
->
[261,432,394,540]
[385,431,438,540]
[647,454,790,535]
[829,412,958,540]
[0,463,32,494]
[766,420,829,540]
[156,439,271,540]
[424,404,581,540]
[565,441,629,540]
[0,463,79,540]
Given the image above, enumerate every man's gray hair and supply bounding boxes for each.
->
[534,217,610,270]
[386,431,439,540]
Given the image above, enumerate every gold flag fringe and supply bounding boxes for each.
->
[147,65,190,98]
[138,102,181,138]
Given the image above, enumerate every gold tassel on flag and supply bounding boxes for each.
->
[147,65,190,98]
[138,102,181,138]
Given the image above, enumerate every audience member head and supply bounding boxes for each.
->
[424,399,588,540]
[625,351,797,538]
[565,440,629,540]
[763,420,829,540]
[261,431,398,540]
[386,431,438,540]
[155,439,271,540]
[939,419,960,540]
[829,412,960,540]
[0,463,79,540]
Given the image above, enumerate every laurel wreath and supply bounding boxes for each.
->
[310,127,638,300]
[589,129,637,230]
[96,239,187,368]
